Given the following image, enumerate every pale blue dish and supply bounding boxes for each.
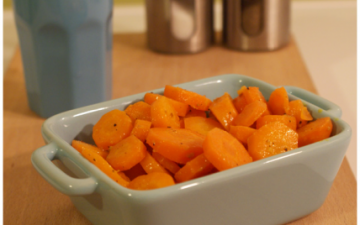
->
[31,74,351,225]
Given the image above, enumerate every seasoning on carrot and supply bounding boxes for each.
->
[232,101,267,127]
[297,117,333,147]
[209,92,238,130]
[151,96,181,129]
[268,87,289,115]
[184,116,223,136]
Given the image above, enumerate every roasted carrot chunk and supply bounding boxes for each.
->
[268,87,289,115]
[203,128,253,171]
[228,125,256,147]
[144,92,190,117]
[124,101,152,122]
[140,152,169,174]
[151,96,181,128]
[209,92,238,130]
[256,115,297,131]
[287,99,312,128]
[72,140,108,158]
[174,153,214,183]
[81,147,129,187]
[232,101,267,127]
[130,119,152,142]
[248,122,298,161]
[184,116,223,136]
[146,128,205,164]
[92,109,133,150]
[185,107,208,118]
[164,85,212,111]
[106,135,147,171]
[232,94,248,114]
[243,87,267,104]
[152,152,181,174]
[297,117,333,147]
[128,172,175,190]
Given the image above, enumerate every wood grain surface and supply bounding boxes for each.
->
[3,33,356,225]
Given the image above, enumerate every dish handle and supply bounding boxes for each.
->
[284,86,342,118]
[31,142,98,196]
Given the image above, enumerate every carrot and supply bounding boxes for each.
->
[152,152,181,174]
[236,85,248,96]
[151,96,181,128]
[146,128,205,164]
[92,109,133,150]
[140,152,169,174]
[144,92,190,117]
[243,87,267,104]
[247,122,298,161]
[174,153,214,183]
[124,101,152,122]
[127,172,175,190]
[164,85,212,111]
[80,147,129,187]
[185,107,207,118]
[228,125,256,147]
[232,101,267,127]
[232,94,248,114]
[256,115,297,131]
[209,92,238,130]
[297,117,333,147]
[184,116,223,136]
[106,135,147,171]
[287,99,312,128]
[130,119,152,142]
[203,128,253,171]
[268,87,290,115]
[118,171,131,182]
[123,163,147,181]
[71,140,108,158]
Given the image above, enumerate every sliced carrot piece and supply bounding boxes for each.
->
[243,87,267,104]
[184,116,223,136]
[144,92,190,117]
[268,87,290,115]
[174,153,214,183]
[236,85,248,96]
[72,140,108,158]
[248,122,298,161]
[92,109,133,150]
[232,94,248,114]
[146,128,205,164]
[164,85,212,111]
[209,92,238,130]
[81,147,129,187]
[130,119,152,142]
[124,101,152,122]
[140,152,169,174]
[123,163,147,181]
[256,115,297,131]
[301,105,313,121]
[228,125,256,147]
[128,172,175,190]
[152,152,181,175]
[232,101,267,127]
[203,128,253,171]
[297,117,333,147]
[151,96,181,128]
[106,135,147,171]
[185,107,207,118]
[287,99,310,128]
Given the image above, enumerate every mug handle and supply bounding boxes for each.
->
[31,142,98,196]
[284,86,342,118]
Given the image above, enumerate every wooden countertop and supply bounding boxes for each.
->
[3,33,356,225]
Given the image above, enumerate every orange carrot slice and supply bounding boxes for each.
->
[151,96,181,128]
[209,92,238,130]
[128,172,175,190]
[130,119,152,142]
[232,101,267,127]
[185,107,208,118]
[243,87,267,104]
[203,128,253,171]
[268,87,290,115]
[287,99,312,128]
[297,117,333,147]
[152,152,181,174]
[232,94,248,114]
[92,109,133,150]
[256,115,297,131]
[184,116,223,136]
[72,140,108,158]
[140,152,169,174]
[247,122,298,161]
[144,92,190,117]
[228,125,256,147]
[124,101,152,122]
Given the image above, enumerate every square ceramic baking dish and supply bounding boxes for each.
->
[31,74,351,225]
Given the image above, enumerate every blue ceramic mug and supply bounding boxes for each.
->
[13,0,113,118]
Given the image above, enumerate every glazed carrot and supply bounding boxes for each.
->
[151,96,181,128]
[92,109,133,150]
[203,128,253,171]
[228,125,256,147]
[247,122,298,161]
[144,92,190,117]
[81,147,129,187]
[164,85,212,111]
[140,152,169,174]
[232,101,267,127]
[146,128,205,164]
[72,140,108,158]
[209,92,238,130]
[174,153,214,183]
[130,119,152,142]
[123,163,147,181]
[256,115,297,131]
[124,101,152,122]
[106,135,147,171]
[268,87,289,115]
[128,172,175,190]
[232,94,248,114]
[297,117,333,147]
[287,99,312,128]
[243,87,267,104]
[185,107,207,118]
[236,85,248,96]
[184,116,223,136]
[152,152,181,174]
[301,105,313,121]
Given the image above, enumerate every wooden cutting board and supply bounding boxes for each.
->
[3,33,356,225]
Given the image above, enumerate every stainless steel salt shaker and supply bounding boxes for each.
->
[223,0,290,51]
[145,0,214,54]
